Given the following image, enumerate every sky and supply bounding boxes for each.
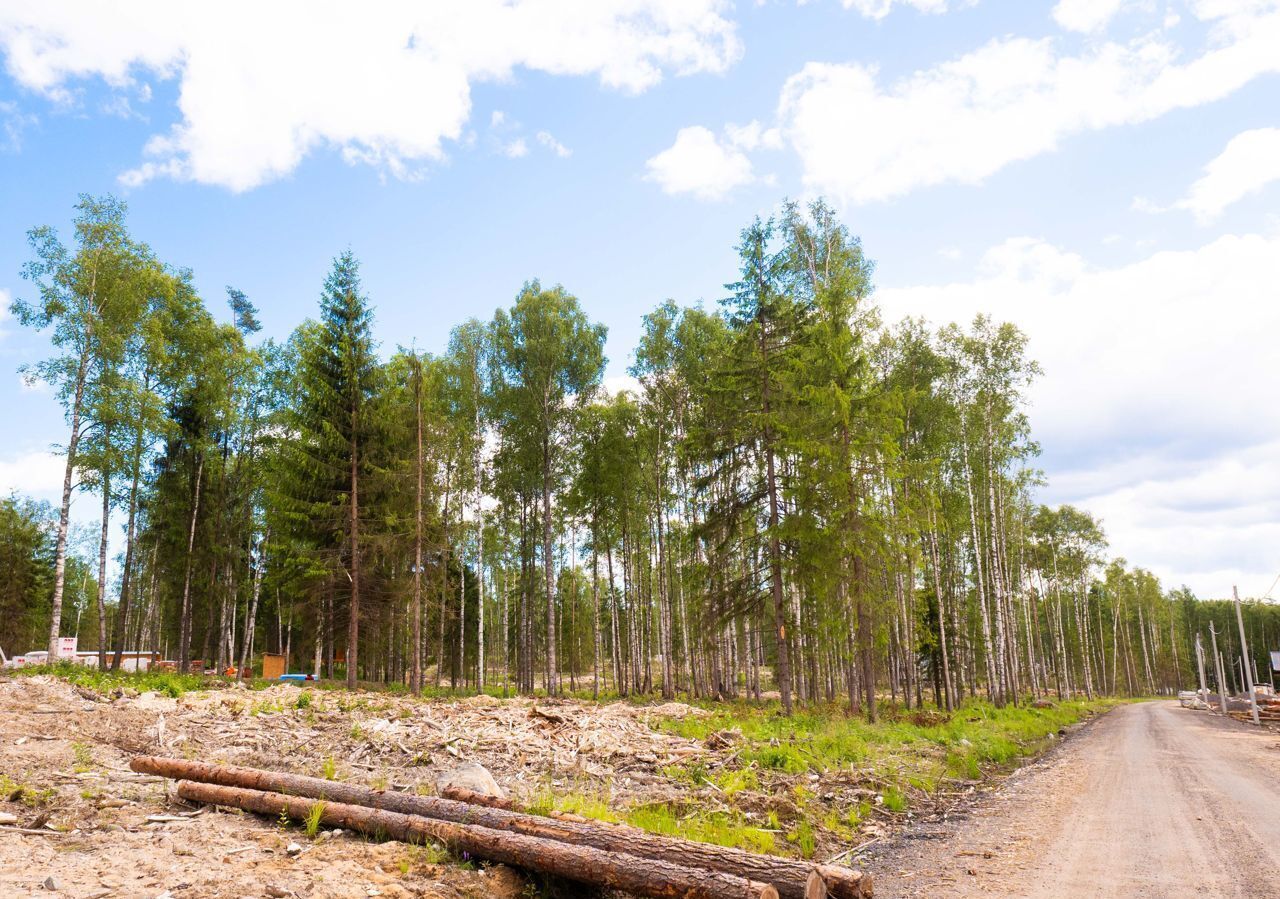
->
[0,0,1277,599]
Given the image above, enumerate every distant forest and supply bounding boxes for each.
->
[2,194,1273,715]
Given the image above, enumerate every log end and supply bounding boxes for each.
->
[805,869,829,899]
[816,865,871,899]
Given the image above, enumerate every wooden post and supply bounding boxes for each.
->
[1234,586,1260,725]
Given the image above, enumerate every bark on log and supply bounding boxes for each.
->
[132,756,867,898]
[177,780,779,899]
[439,785,515,810]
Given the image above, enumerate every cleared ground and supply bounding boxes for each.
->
[866,700,1280,897]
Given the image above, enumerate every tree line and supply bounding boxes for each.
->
[4,194,1268,714]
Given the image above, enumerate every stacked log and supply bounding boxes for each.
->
[132,756,871,899]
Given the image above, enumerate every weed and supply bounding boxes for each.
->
[71,741,94,772]
[786,820,816,859]
[881,785,907,813]
[295,691,312,709]
[320,756,337,781]
[304,801,325,837]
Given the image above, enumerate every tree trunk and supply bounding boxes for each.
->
[347,429,360,689]
[111,399,148,671]
[543,432,558,696]
[178,452,205,672]
[412,363,424,693]
[47,346,93,659]
[136,758,862,899]
[95,446,111,669]
[177,780,782,899]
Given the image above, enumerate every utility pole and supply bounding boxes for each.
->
[1234,585,1260,725]
[1195,634,1208,704]
[1209,622,1228,714]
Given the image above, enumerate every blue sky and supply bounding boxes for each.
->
[1,0,1278,597]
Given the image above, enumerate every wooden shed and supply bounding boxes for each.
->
[261,653,287,680]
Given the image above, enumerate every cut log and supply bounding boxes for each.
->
[132,756,866,898]
[177,780,779,899]
[439,785,515,810]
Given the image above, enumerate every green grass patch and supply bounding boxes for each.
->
[13,662,214,698]
[624,803,776,854]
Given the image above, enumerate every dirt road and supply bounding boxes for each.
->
[868,701,1280,897]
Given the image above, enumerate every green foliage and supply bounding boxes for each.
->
[14,663,208,698]
[303,801,326,837]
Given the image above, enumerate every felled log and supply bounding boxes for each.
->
[178,780,779,899]
[133,756,866,898]
[439,785,515,810]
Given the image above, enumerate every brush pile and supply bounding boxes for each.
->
[132,756,872,899]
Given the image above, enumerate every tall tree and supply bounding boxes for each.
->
[12,195,152,658]
[491,282,605,695]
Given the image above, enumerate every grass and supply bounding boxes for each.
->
[303,801,326,837]
[641,695,1125,854]
[0,773,56,808]
[12,662,215,697]
[658,696,1121,790]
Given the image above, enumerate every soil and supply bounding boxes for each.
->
[0,675,713,898]
[861,700,1280,897]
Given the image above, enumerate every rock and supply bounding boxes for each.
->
[0,812,17,825]
[43,876,63,891]
[436,763,505,801]
[1032,699,1054,709]
[286,841,303,857]
[265,885,291,898]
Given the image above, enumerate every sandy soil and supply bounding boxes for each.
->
[0,675,734,899]
[864,701,1280,897]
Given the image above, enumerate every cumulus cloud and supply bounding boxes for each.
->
[0,1,741,191]
[0,448,64,501]
[839,0,957,19]
[877,229,1280,594]
[776,2,1280,204]
[1173,127,1280,222]
[503,138,529,159]
[644,125,757,200]
[1052,0,1127,32]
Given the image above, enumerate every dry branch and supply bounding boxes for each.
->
[133,756,867,899]
[177,780,779,899]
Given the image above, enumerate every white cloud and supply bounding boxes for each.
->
[644,125,756,200]
[0,100,35,151]
[840,0,956,20]
[0,1,740,191]
[0,449,64,501]
[1065,441,1280,597]
[877,229,1280,594]
[723,120,782,152]
[535,130,572,158]
[503,138,529,159]
[1172,127,1280,222]
[1052,0,1126,33]
[777,2,1280,204]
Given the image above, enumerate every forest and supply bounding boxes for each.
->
[2,194,1271,718]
